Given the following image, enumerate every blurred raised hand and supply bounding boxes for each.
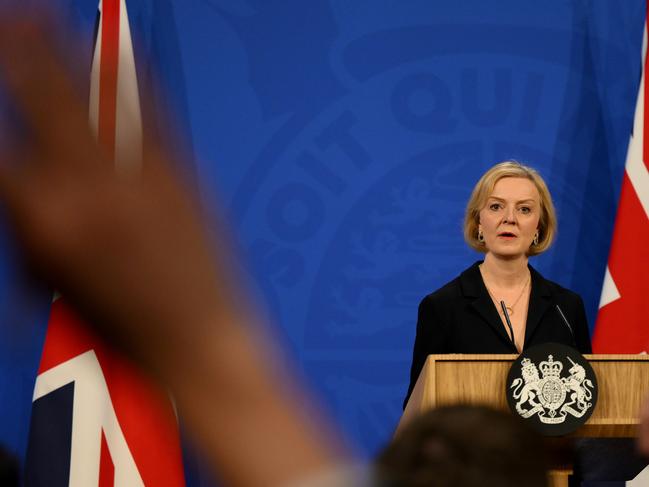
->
[0,18,231,376]
[0,18,347,487]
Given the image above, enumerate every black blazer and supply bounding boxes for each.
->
[404,261,592,407]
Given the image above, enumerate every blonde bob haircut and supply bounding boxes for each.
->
[464,161,557,256]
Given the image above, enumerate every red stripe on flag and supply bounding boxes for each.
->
[38,299,102,373]
[593,174,649,352]
[99,344,186,486]
[38,299,186,485]
[99,430,115,487]
[98,0,120,161]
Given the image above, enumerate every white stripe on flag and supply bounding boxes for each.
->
[598,265,621,308]
[33,351,144,486]
[88,0,142,175]
[88,6,101,139]
[624,26,649,220]
[114,0,142,173]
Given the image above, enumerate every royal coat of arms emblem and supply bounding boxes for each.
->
[506,343,598,436]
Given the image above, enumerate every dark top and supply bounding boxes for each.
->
[404,261,592,408]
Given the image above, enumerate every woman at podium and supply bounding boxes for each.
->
[404,161,592,407]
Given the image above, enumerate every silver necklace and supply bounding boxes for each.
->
[479,265,530,317]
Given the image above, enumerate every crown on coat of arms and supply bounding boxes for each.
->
[539,355,563,378]
[521,357,535,373]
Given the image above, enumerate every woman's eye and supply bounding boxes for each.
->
[489,203,501,211]
[518,206,531,214]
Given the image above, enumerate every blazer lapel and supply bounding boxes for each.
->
[524,265,552,347]
[460,262,517,351]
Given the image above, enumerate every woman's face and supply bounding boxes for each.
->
[478,177,541,259]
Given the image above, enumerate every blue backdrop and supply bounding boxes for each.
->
[0,1,645,484]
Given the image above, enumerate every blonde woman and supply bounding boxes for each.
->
[404,162,592,406]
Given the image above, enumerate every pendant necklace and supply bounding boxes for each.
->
[480,265,530,317]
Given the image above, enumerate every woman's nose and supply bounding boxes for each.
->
[503,207,516,224]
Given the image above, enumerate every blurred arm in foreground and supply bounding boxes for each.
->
[0,19,351,487]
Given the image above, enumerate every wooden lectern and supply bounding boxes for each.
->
[398,354,649,487]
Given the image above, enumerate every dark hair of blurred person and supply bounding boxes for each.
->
[376,405,548,487]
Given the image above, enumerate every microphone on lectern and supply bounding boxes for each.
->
[555,304,577,349]
[500,301,517,351]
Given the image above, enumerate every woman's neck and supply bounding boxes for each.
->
[481,253,529,288]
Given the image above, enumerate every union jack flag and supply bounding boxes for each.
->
[594,20,649,354]
[23,1,186,485]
